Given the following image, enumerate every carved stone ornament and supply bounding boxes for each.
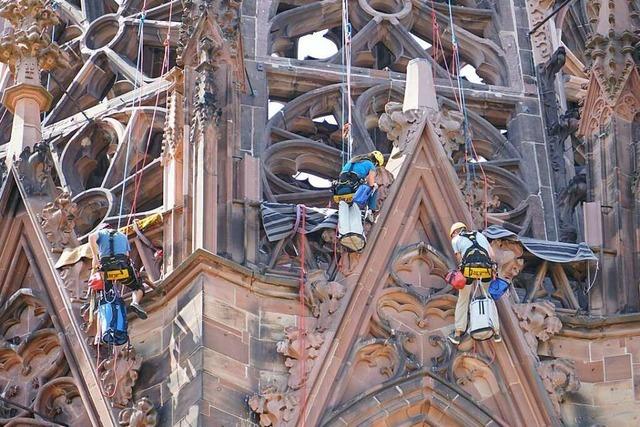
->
[14,142,55,196]
[303,270,346,332]
[537,358,580,412]
[118,397,158,427]
[513,301,563,352]
[0,0,66,74]
[276,327,324,390]
[97,345,143,408]
[248,384,297,427]
[378,101,426,157]
[38,190,79,253]
[490,239,525,282]
[0,290,90,424]
[526,0,556,64]
[429,105,466,161]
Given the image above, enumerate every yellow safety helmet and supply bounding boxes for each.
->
[449,222,467,237]
[371,150,384,167]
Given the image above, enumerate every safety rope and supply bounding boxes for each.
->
[341,0,353,162]
[297,204,308,425]
[444,0,490,228]
[128,1,175,225]
[117,5,147,229]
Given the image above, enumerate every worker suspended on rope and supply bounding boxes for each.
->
[447,222,501,345]
[332,151,384,252]
[332,150,384,208]
[89,223,148,320]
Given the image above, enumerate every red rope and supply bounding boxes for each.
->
[297,205,307,425]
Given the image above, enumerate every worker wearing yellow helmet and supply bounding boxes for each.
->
[335,150,385,210]
[447,221,499,346]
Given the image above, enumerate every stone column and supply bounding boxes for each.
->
[0,0,62,165]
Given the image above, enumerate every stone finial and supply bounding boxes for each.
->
[118,397,158,427]
[513,301,563,352]
[38,190,79,253]
[0,0,65,77]
[537,358,580,412]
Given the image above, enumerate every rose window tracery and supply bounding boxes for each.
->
[0,0,178,234]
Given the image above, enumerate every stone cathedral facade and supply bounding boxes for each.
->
[0,0,638,426]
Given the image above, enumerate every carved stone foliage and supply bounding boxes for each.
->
[178,0,242,63]
[118,397,158,427]
[537,358,580,413]
[429,105,466,161]
[276,326,324,390]
[513,301,563,353]
[378,101,426,157]
[97,345,143,408]
[249,270,347,425]
[0,0,65,73]
[303,270,346,333]
[162,73,185,163]
[248,384,297,427]
[0,290,90,424]
[526,0,555,64]
[15,142,55,197]
[38,190,79,253]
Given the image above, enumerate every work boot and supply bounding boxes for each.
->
[130,302,148,319]
[493,333,502,343]
[447,332,461,346]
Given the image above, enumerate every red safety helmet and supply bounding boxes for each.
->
[446,270,467,290]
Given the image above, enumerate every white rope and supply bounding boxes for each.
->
[117,12,146,228]
[342,0,353,160]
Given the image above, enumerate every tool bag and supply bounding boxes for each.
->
[460,232,494,280]
[352,185,372,209]
[88,271,105,291]
[332,163,364,204]
[337,201,366,252]
[445,269,466,290]
[98,292,128,345]
[469,283,498,341]
[488,277,509,300]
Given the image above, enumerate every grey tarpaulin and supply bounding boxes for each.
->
[483,225,597,263]
[261,202,338,242]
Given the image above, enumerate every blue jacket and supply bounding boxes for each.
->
[341,160,375,179]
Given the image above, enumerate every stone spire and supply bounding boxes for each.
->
[578,0,640,135]
[0,0,64,164]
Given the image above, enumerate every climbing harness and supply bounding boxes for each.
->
[459,231,494,280]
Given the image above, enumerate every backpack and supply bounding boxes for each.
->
[459,232,494,280]
[332,162,364,203]
[101,231,137,287]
